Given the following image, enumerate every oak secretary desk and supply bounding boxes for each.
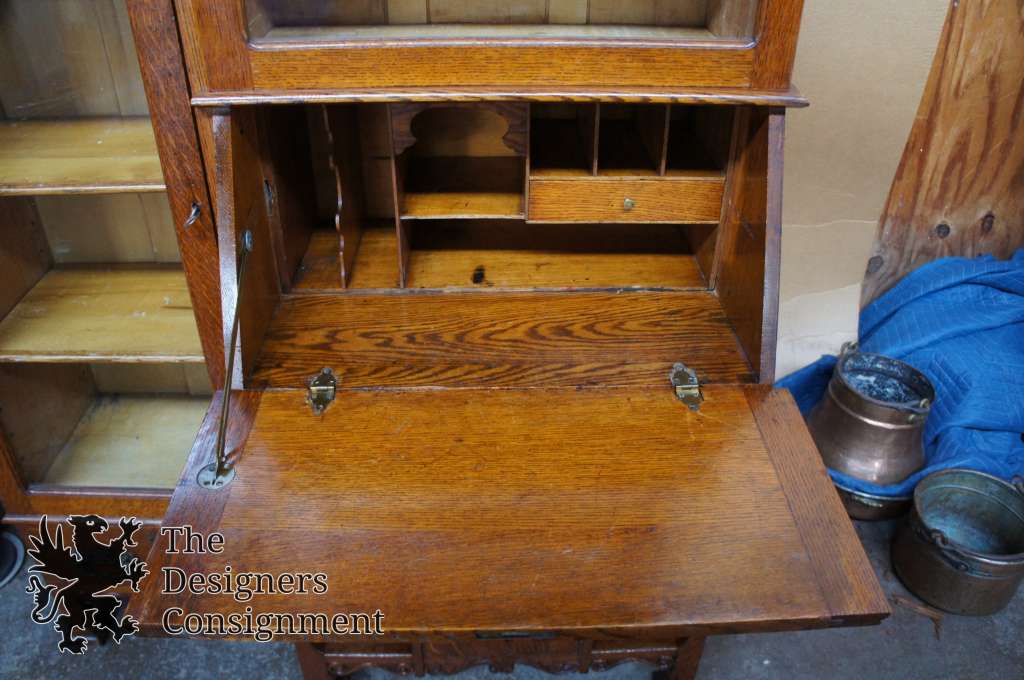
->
[1,1,889,678]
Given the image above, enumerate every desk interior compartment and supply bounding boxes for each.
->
[218,105,784,392]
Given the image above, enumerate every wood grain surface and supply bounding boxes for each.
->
[861,0,1024,304]
[0,119,164,195]
[528,175,724,223]
[0,267,204,364]
[170,0,813,93]
[191,86,809,108]
[251,290,752,388]
[129,0,225,385]
[748,388,890,624]
[293,225,707,292]
[132,384,886,639]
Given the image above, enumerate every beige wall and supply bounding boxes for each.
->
[776,0,948,377]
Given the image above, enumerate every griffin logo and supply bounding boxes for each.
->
[25,515,149,654]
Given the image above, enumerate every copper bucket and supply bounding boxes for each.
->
[806,345,934,519]
[893,469,1024,615]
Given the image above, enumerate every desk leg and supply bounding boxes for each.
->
[296,643,331,680]
[654,637,705,680]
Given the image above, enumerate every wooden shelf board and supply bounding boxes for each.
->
[0,118,165,196]
[294,224,707,291]
[258,24,720,44]
[0,267,205,363]
[402,192,525,220]
[255,286,752,388]
[40,394,207,489]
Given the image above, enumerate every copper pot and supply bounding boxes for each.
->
[893,470,1024,615]
[806,345,934,519]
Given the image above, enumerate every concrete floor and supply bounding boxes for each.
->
[0,520,1020,680]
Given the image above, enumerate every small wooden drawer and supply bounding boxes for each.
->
[528,175,724,224]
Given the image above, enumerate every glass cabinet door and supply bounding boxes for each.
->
[244,0,762,43]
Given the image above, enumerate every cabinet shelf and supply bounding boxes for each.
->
[402,192,525,220]
[0,267,204,364]
[0,118,165,196]
[39,394,207,489]
[257,24,720,44]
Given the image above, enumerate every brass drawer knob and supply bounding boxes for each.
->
[623,198,636,211]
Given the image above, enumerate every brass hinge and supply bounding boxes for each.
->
[308,367,337,415]
[670,363,703,411]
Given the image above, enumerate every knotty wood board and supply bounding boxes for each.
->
[251,288,751,388]
[861,0,1024,304]
[42,395,207,489]
[0,268,204,364]
[0,119,164,195]
[134,385,887,638]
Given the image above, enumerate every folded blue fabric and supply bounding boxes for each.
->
[778,249,1024,497]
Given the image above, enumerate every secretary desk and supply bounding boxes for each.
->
[2,1,889,677]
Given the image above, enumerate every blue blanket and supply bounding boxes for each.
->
[778,249,1024,497]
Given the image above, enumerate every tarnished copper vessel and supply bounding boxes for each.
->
[893,470,1024,615]
[806,345,934,519]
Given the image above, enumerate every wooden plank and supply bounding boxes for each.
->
[251,290,752,388]
[748,387,890,625]
[715,107,775,382]
[132,384,873,639]
[295,224,708,291]
[0,268,204,364]
[403,192,524,219]
[249,44,751,91]
[750,0,805,89]
[191,86,810,108]
[42,395,207,489]
[211,109,282,388]
[130,0,225,386]
[528,176,723,223]
[0,119,164,196]
[862,0,1024,304]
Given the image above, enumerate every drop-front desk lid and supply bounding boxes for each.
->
[131,385,889,640]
